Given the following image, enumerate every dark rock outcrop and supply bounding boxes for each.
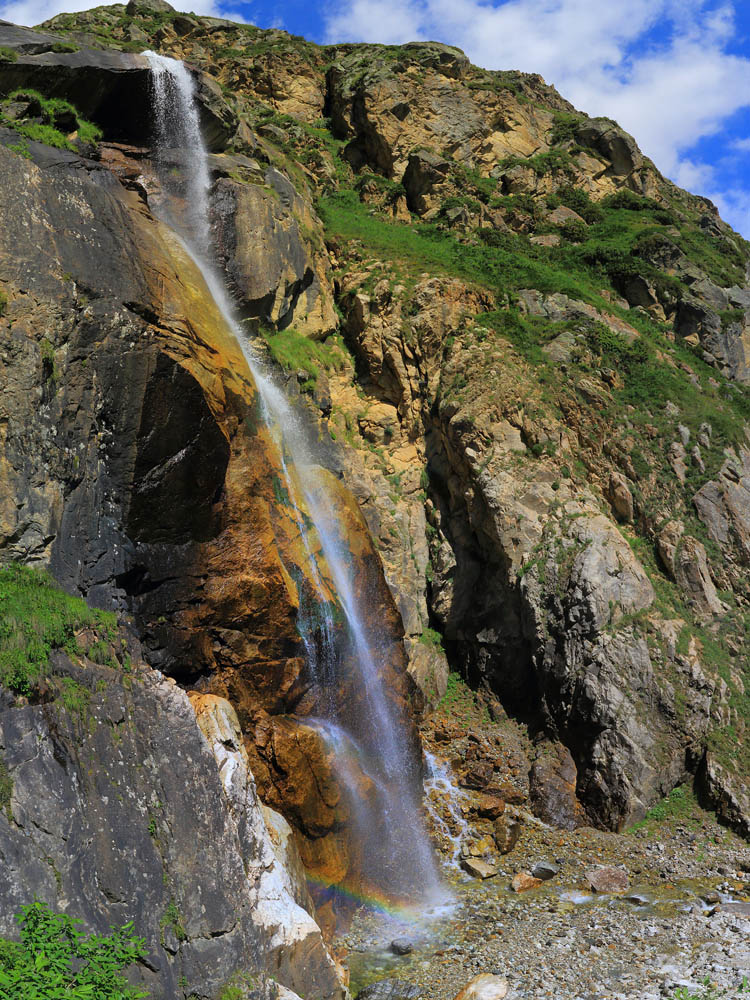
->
[0,653,343,1000]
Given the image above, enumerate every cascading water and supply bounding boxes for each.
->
[423,750,471,869]
[145,53,443,907]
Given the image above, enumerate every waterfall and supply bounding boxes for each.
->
[144,53,443,906]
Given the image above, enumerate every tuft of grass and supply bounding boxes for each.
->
[418,627,443,650]
[261,327,349,390]
[0,563,117,697]
[0,46,18,62]
[0,88,102,153]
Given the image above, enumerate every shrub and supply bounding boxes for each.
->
[0,46,17,63]
[602,189,658,212]
[0,901,149,999]
[548,185,604,224]
[559,219,588,243]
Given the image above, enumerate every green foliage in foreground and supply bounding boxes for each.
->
[0,901,148,999]
[0,563,117,697]
[0,88,102,153]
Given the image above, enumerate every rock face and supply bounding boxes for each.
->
[189,694,343,1000]
[0,653,342,1000]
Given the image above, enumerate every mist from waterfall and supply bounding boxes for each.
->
[145,52,443,906]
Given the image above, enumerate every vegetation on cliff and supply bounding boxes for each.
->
[0,564,118,696]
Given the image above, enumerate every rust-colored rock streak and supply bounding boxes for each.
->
[144,54,442,906]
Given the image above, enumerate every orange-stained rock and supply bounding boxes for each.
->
[511,872,543,893]
[476,794,505,819]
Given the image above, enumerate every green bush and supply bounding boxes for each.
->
[0,563,117,697]
[50,41,78,53]
[0,901,148,999]
[559,219,588,243]
[602,189,658,212]
[548,185,603,224]
[0,46,17,63]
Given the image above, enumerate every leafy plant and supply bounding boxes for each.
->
[0,901,148,999]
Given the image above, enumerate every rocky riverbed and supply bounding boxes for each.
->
[338,705,749,1000]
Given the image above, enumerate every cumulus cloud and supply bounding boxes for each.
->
[324,0,750,236]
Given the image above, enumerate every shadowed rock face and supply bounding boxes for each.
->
[0,22,234,147]
[0,653,342,1000]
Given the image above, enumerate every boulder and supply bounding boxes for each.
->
[403,149,452,215]
[606,470,634,523]
[586,867,629,893]
[357,981,421,1000]
[574,117,643,176]
[126,0,175,12]
[461,858,498,879]
[529,745,588,830]
[530,861,559,881]
[492,815,521,854]
[511,872,543,892]
[672,537,726,617]
[453,974,509,1000]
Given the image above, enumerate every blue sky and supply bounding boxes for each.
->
[3,0,750,240]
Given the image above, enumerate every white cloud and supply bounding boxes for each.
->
[324,0,750,236]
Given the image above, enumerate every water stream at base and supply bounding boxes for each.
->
[144,53,444,908]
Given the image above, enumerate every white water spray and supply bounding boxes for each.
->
[423,750,471,869]
[144,53,443,903]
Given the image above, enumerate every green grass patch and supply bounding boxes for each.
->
[261,327,349,390]
[418,626,443,650]
[628,784,700,833]
[0,563,117,697]
[318,187,604,301]
[0,88,102,153]
[0,46,18,62]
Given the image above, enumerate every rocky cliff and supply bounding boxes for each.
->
[0,0,749,993]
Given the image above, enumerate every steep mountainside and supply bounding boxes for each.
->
[0,0,749,993]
